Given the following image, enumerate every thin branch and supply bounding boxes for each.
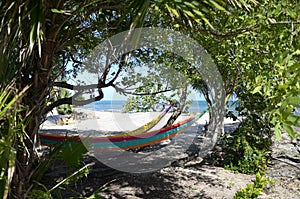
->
[49,163,95,192]
[43,95,103,114]
[101,39,114,82]
[196,26,256,38]
[225,64,240,98]
[43,89,104,114]
[275,155,300,163]
[52,82,108,90]
[69,53,83,65]
[131,89,173,96]
[57,2,125,50]
[53,82,75,90]
[165,85,187,127]
[112,84,173,96]
[272,157,300,170]
[250,48,271,54]
[43,97,72,114]
[73,94,104,106]
[48,80,174,113]
[290,22,294,47]
[107,54,127,86]
[270,21,300,25]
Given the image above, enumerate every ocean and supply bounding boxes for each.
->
[82,100,237,113]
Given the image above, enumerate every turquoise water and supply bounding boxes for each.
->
[82,100,237,113]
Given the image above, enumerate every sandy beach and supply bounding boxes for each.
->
[39,108,239,136]
[39,109,300,199]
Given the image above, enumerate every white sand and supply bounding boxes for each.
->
[40,108,239,135]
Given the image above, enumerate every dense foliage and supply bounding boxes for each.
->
[54,88,73,115]
[0,84,28,199]
[0,0,299,198]
[192,0,300,139]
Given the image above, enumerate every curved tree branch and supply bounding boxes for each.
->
[164,85,187,127]
[43,89,104,114]
[69,52,83,65]
[44,97,72,114]
[53,82,99,90]
[111,84,173,96]
[107,54,127,85]
[53,82,75,90]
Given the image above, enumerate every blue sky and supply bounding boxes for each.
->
[66,60,206,101]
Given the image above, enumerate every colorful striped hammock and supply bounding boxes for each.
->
[39,107,208,151]
[39,104,173,145]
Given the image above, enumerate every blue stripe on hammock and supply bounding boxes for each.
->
[88,117,197,149]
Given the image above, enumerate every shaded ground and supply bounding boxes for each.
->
[87,161,253,199]
[41,127,300,199]
[258,132,300,199]
[43,155,254,199]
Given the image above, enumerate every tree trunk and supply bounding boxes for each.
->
[10,2,65,198]
[164,85,188,127]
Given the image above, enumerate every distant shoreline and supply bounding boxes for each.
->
[79,100,238,113]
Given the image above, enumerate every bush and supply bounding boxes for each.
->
[207,113,272,174]
[54,87,73,115]
[212,88,273,174]
[28,190,52,199]
[56,104,73,115]
[234,173,272,199]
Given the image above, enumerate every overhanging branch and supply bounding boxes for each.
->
[52,81,112,90]
[53,82,100,90]
[44,86,104,114]
[69,53,83,65]
[131,89,173,96]
[112,84,173,96]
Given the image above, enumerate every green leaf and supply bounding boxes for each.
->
[292,49,300,56]
[286,96,300,106]
[289,61,300,71]
[193,9,204,17]
[170,7,180,17]
[280,109,291,120]
[29,24,36,53]
[252,86,261,94]
[277,84,288,90]
[61,141,88,167]
[283,123,296,139]
[183,1,197,9]
[286,114,300,124]
[207,0,227,12]
[183,10,196,18]
[275,123,281,140]
[191,1,200,7]
[51,8,66,14]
